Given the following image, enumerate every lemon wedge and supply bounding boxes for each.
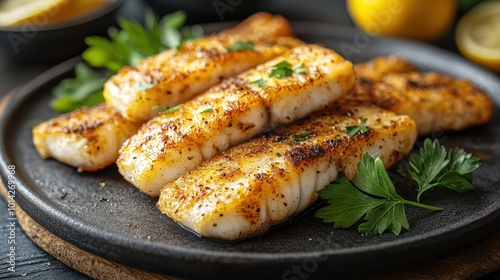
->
[456,1,500,72]
[0,0,69,27]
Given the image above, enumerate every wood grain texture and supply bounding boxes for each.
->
[0,92,499,280]
[0,181,178,280]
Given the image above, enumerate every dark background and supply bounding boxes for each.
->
[0,0,498,279]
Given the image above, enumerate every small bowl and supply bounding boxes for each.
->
[0,0,124,62]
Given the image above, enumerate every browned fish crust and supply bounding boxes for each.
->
[346,70,493,135]
[32,103,142,172]
[158,102,417,240]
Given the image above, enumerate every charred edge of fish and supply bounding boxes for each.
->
[285,145,326,166]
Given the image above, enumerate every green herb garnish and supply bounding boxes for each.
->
[345,118,368,136]
[356,76,369,83]
[269,61,293,78]
[269,61,307,79]
[225,40,255,52]
[459,0,488,8]
[404,138,480,201]
[292,62,307,74]
[199,108,214,114]
[137,81,155,91]
[50,10,204,113]
[316,139,480,235]
[291,130,310,141]
[50,63,106,113]
[250,78,267,88]
[152,104,182,114]
[315,154,443,235]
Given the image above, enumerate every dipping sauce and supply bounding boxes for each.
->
[0,0,111,27]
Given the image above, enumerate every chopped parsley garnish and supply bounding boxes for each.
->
[291,130,310,141]
[356,76,369,83]
[269,61,293,78]
[345,118,368,136]
[250,78,267,88]
[269,61,307,79]
[137,81,155,91]
[225,40,255,52]
[292,62,307,74]
[199,108,214,114]
[152,104,182,114]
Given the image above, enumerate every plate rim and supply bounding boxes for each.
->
[1,21,500,278]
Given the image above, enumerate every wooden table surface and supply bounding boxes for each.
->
[1,0,499,279]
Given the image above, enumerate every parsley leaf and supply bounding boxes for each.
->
[358,200,409,235]
[292,62,307,74]
[50,63,106,113]
[353,153,401,200]
[316,154,442,235]
[250,78,267,88]
[269,61,293,78]
[199,108,214,114]
[225,40,255,52]
[152,104,182,114]
[137,81,155,91]
[405,139,479,201]
[269,61,306,78]
[345,118,368,136]
[50,10,204,113]
[356,76,369,83]
[291,130,309,141]
[316,177,384,228]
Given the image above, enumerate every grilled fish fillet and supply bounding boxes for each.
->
[354,55,417,81]
[104,34,303,122]
[32,104,142,172]
[118,44,355,197]
[32,13,299,172]
[157,102,417,240]
[222,12,293,37]
[346,70,493,135]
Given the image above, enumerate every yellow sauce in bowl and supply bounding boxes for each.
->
[0,0,112,27]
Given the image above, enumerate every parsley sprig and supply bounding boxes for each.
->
[316,139,480,235]
[50,64,106,113]
[50,10,204,113]
[404,139,480,201]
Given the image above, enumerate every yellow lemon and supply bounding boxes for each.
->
[456,1,500,72]
[0,0,69,27]
[347,0,457,42]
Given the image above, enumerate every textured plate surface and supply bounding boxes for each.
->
[1,22,499,279]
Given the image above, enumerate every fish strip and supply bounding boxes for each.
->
[347,58,493,135]
[32,13,300,171]
[354,55,417,81]
[32,104,142,172]
[222,12,293,37]
[157,102,417,240]
[104,16,303,122]
[117,44,355,196]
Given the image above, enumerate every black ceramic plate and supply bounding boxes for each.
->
[1,22,500,280]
